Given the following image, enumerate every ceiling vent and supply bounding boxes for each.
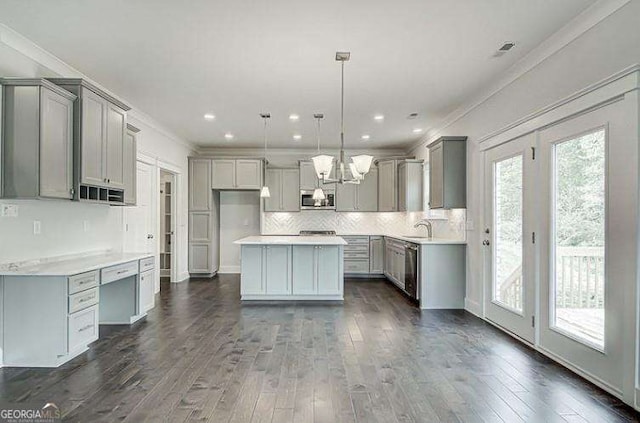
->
[493,42,516,57]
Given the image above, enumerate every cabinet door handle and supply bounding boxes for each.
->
[79,324,95,332]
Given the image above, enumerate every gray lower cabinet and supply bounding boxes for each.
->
[384,237,405,289]
[240,245,292,295]
[123,124,139,205]
[336,167,378,211]
[264,168,300,212]
[342,236,370,275]
[292,245,342,295]
[428,136,467,209]
[188,158,220,275]
[212,159,262,189]
[369,236,384,274]
[1,79,76,199]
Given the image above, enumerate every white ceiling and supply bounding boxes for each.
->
[0,0,596,149]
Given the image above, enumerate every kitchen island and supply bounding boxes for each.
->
[234,236,347,301]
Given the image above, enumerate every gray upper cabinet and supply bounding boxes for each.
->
[299,161,319,190]
[398,160,423,212]
[357,167,378,211]
[189,159,212,211]
[265,168,299,212]
[336,166,378,212]
[123,124,139,205]
[377,159,397,211]
[47,78,131,203]
[428,136,467,209]
[211,159,262,189]
[1,79,76,199]
[105,103,126,189]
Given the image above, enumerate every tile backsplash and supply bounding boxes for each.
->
[262,209,466,240]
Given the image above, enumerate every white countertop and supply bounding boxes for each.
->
[0,252,154,276]
[234,236,348,246]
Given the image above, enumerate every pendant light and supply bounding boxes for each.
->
[312,114,326,203]
[311,52,373,184]
[259,113,271,198]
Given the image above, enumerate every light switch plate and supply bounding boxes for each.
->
[466,219,474,231]
[33,220,42,235]
[84,220,90,232]
[1,204,18,217]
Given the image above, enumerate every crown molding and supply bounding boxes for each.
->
[0,77,77,101]
[408,0,632,153]
[0,23,196,152]
[195,146,407,158]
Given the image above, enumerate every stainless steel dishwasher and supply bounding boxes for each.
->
[404,242,419,300]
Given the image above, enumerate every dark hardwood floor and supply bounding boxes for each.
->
[1,275,639,422]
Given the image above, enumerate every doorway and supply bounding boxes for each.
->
[159,170,175,283]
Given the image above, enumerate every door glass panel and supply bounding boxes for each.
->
[552,129,605,348]
[493,155,523,312]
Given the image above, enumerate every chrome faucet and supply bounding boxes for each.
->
[414,219,433,239]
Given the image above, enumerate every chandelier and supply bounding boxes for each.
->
[311,52,373,184]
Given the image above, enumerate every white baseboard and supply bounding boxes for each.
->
[176,271,190,282]
[218,265,240,274]
[464,297,483,317]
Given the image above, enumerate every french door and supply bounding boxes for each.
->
[483,97,637,397]
[484,134,536,344]
[538,101,633,394]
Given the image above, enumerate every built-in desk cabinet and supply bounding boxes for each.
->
[47,78,131,204]
[428,136,467,209]
[1,78,76,199]
[264,168,300,212]
[212,159,263,189]
[1,256,155,367]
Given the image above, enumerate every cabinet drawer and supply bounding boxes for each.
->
[344,244,369,253]
[68,304,99,353]
[342,236,369,245]
[68,270,100,294]
[344,259,370,274]
[102,261,138,284]
[344,251,369,259]
[69,287,99,314]
[139,256,155,272]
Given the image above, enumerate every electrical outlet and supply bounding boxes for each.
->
[1,204,18,217]
[33,220,41,235]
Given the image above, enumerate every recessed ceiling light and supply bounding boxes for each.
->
[412,128,423,134]
[374,114,384,121]
[289,114,300,121]
[293,134,302,141]
[361,134,371,140]
[224,133,234,140]
[204,113,215,120]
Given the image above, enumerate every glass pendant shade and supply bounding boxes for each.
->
[351,155,374,175]
[312,155,334,179]
[349,163,363,181]
[312,188,325,200]
[260,186,271,198]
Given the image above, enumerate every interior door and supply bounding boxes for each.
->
[537,99,636,393]
[483,133,536,343]
[124,161,157,286]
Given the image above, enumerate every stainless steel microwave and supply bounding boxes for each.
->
[300,190,335,210]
